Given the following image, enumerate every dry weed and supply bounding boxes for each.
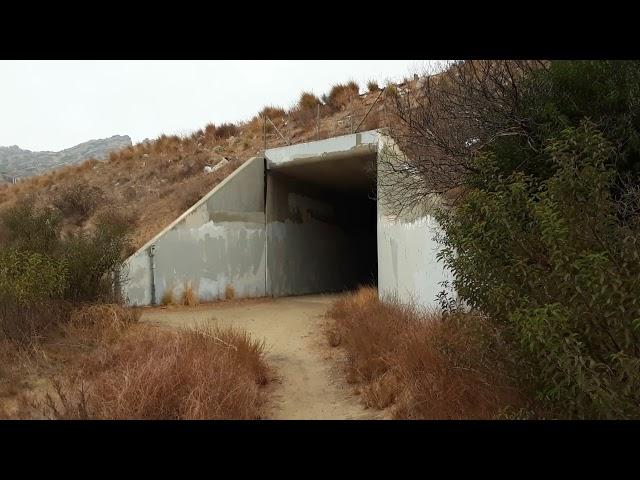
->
[326,286,530,419]
[36,324,270,419]
[181,282,199,306]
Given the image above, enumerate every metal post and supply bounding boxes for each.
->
[354,87,385,133]
[149,244,157,305]
[263,115,267,151]
[266,116,290,145]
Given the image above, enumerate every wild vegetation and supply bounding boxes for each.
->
[326,287,532,419]
[0,78,395,251]
[33,324,269,420]
[0,197,270,419]
[10,62,632,420]
[381,60,640,419]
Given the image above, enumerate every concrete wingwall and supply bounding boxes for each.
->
[121,156,266,306]
[376,133,455,309]
[121,130,455,309]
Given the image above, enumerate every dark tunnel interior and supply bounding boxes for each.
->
[265,152,378,296]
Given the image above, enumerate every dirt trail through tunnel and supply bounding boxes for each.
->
[140,294,385,420]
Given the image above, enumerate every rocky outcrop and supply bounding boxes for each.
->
[0,135,132,181]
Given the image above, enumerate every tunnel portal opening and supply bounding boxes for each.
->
[265,151,377,297]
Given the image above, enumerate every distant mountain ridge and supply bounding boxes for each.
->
[0,135,132,183]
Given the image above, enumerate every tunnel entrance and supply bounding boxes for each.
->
[265,151,377,297]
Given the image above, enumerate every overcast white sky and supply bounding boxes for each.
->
[0,60,441,152]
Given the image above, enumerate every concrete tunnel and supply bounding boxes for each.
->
[121,130,453,308]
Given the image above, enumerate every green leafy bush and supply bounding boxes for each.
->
[0,248,70,343]
[437,122,640,418]
[0,248,68,303]
[1,201,61,254]
[484,60,640,187]
[0,200,131,303]
[61,214,130,302]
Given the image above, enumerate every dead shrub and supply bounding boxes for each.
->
[215,123,238,139]
[181,282,199,306]
[37,324,270,419]
[224,284,236,300]
[52,183,105,224]
[91,206,138,232]
[152,134,181,154]
[385,83,398,99]
[161,286,175,305]
[361,372,400,409]
[203,123,217,143]
[326,328,341,347]
[180,187,204,210]
[298,92,320,111]
[322,82,359,111]
[63,303,140,346]
[367,80,380,92]
[326,286,530,419]
[259,106,286,120]
[0,297,72,345]
[327,286,407,382]
[362,110,381,131]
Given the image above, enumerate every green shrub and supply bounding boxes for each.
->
[0,201,131,304]
[60,213,131,302]
[1,201,61,254]
[485,60,640,187]
[437,122,640,418]
[0,248,68,303]
[0,248,70,343]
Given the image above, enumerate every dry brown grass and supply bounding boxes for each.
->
[323,82,360,111]
[0,303,139,417]
[224,284,236,300]
[63,303,140,346]
[0,298,73,345]
[181,282,199,306]
[367,80,380,92]
[0,77,397,255]
[259,106,287,120]
[161,286,175,305]
[326,286,531,419]
[1,302,270,420]
[36,324,269,419]
[52,183,106,224]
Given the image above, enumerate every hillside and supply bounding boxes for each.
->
[0,135,132,183]
[0,78,417,252]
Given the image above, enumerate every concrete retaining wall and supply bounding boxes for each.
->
[376,134,454,309]
[121,130,455,309]
[121,156,266,305]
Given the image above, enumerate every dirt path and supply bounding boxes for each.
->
[140,294,384,420]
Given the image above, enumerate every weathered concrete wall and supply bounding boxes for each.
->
[121,129,453,309]
[265,171,373,296]
[377,215,452,309]
[122,156,266,306]
[376,134,454,309]
[265,131,378,169]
